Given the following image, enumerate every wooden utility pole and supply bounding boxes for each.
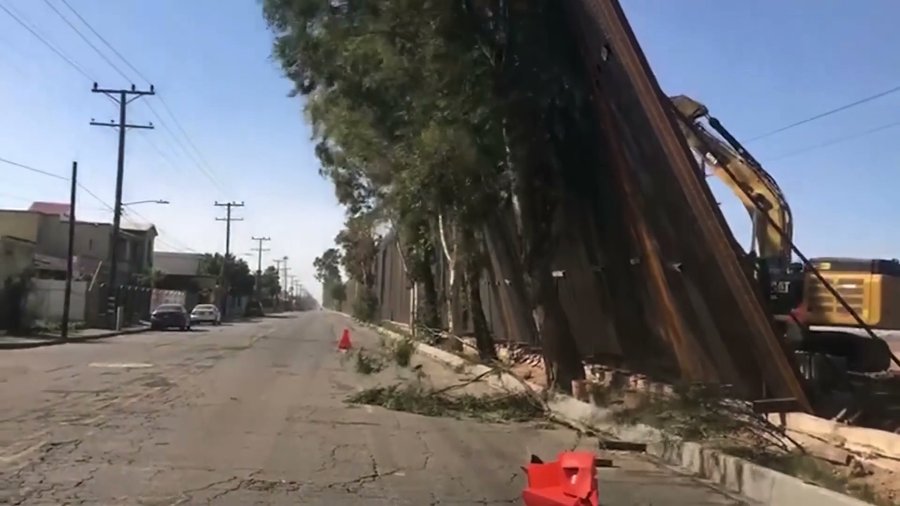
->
[61,161,78,340]
[214,201,244,317]
[281,258,290,299]
[251,236,271,297]
[90,83,155,327]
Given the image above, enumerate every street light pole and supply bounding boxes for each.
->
[121,199,170,207]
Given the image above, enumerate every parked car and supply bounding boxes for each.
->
[244,300,264,317]
[190,304,221,326]
[150,304,191,331]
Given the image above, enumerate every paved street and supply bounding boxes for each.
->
[0,312,752,505]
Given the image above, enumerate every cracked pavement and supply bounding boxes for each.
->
[0,312,754,505]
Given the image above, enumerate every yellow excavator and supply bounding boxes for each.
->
[671,95,899,374]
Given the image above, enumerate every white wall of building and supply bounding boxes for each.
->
[26,279,87,322]
[150,289,186,311]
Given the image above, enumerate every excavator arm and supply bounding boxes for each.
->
[670,95,793,267]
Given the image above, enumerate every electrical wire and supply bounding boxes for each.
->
[58,0,152,84]
[40,0,132,83]
[748,84,900,142]
[767,118,900,162]
[0,4,206,255]
[0,0,94,81]
[123,206,197,253]
[144,100,230,195]
[49,0,233,197]
[0,154,116,211]
[0,156,67,180]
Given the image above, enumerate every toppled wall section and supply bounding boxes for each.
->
[347,0,809,409]
[565,0,808,407]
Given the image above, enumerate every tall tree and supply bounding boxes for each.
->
[199,254,256,297]
[263,0,585,388]
[258,266,282,299]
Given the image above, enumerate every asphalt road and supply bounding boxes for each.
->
[0,312,753,505]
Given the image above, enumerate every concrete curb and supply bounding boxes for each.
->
[549,396,871,506]
[344,314,873,506]
[0,326,152,350]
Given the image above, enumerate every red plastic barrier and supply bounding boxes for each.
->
[522,452,598,506]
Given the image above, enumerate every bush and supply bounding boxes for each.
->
[392,336,416,367]
[354,348,384,374]
[352,288,379,322]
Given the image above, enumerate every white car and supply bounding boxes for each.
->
[190,304,221,326]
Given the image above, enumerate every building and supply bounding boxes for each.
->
[0,235,35,284]
[0,205,157,286]
[153,251,216,292]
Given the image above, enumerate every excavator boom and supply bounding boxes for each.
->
[670,95,793,266]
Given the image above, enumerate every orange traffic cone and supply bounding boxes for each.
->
[522,451,598,506]
[337,328,352,351]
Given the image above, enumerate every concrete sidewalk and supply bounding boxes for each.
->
[0,325,152,350]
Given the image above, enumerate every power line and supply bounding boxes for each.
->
[0,0,94,81]
[0,154,117,211]
[76,183,114,211]
[144,100,229,194]
[0,156,68,180]
[156,95,230,193]
[749,84,900,142]
[123,207,197,253]
[41,0,232,197]
[58,0,151,84]
[767,118,900,163]
[40,0,132,82]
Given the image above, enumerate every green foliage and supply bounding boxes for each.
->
[353,348,385,375]
[385,335,416,368]
[335,215,379,287]
[0,271,33,333]
[130,268,164,288]
[264,0,506,293]
[313,248,343,285]
[199,253,255,297]
[258,265,282,298]
[328,281,346,303]
[347,383,544,423]
[263,0,592,386]
[351,286,379,322]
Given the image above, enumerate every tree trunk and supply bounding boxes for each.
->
[462,229,496,361]
[502,98,585,391]
[438,213,464,337]
[419,260,440,332]
[416,238,441,335]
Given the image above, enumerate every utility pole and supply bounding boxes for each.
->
[273,257,286,309]
[215,201,244,318]
[251,236,271,297]
[90,83,155,327]
[281,257,290,299]
[61,161,78,340]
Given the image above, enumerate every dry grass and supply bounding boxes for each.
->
[347,383,545,423]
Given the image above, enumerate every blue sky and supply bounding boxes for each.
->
[623,0,900,261]
[0,0,341,298]
[0,1,898,301]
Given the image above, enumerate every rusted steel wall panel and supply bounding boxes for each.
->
[565,0,808,407]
